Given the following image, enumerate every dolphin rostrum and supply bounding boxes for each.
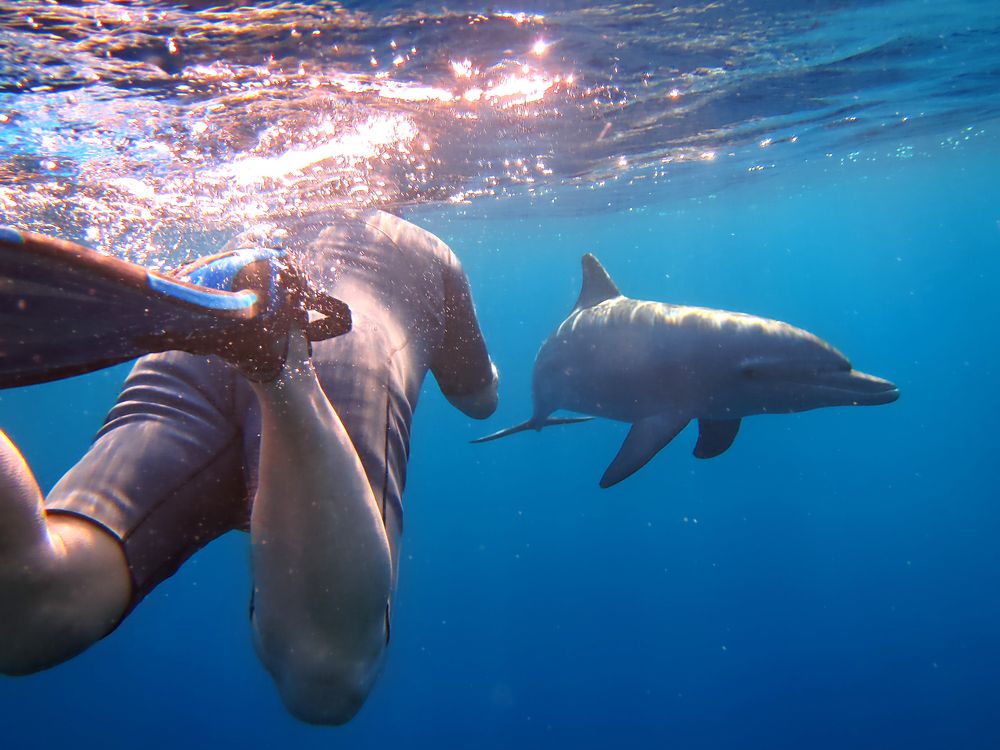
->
[474,254,899,488]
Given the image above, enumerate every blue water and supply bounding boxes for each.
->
[2,1,1000,747]
[1,132,997,747]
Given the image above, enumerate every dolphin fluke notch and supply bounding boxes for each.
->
[471,416,593,443]
[573,253,622,311]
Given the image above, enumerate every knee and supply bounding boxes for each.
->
[265,646,386,725]
[0,517,130,675]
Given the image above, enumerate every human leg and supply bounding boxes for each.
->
[1,350,248,673]
[0,429,130,674]
[248,332,393,725]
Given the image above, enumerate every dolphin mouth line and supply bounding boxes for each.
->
[787,369,900,404]
[814,383,899,404]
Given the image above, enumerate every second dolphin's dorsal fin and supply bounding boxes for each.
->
[573,254,622,311]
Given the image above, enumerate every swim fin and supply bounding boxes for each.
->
[0,226,351,388]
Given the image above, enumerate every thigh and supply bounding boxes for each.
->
[46,350,249,608]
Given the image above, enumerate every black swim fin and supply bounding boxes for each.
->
[0,226,351,388]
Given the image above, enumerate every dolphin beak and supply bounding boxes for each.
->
[820,369,900,406]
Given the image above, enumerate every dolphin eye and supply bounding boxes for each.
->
[740,358,774,379]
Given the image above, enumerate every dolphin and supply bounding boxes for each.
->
[474,254,899,488]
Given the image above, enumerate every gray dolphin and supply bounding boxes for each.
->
[474,254,899,488]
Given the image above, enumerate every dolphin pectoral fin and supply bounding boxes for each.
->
[693,418,741,459]
[471,416,593,444]
[599,414,689,488]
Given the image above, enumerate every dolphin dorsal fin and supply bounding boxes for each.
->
[573,254,622,311]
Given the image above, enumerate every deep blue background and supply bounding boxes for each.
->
[1,131,997,748]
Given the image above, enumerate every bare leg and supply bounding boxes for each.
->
[0,430,130,674]
[249,332,394,725]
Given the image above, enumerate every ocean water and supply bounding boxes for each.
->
[1,1,999,748]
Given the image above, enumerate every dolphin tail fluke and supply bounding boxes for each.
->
[471,416,593,444]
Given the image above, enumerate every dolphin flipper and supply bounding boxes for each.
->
[471,416,593,444]
[600,413,689,488]
[693,418,741,459]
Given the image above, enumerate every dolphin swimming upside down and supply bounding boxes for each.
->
[474,254,899,488]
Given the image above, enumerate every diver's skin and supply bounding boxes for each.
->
[0,211,498,724]
[0,336,392,721]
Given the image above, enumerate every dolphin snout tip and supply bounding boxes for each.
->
[849,371,900,405]
[871,384,900,405]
